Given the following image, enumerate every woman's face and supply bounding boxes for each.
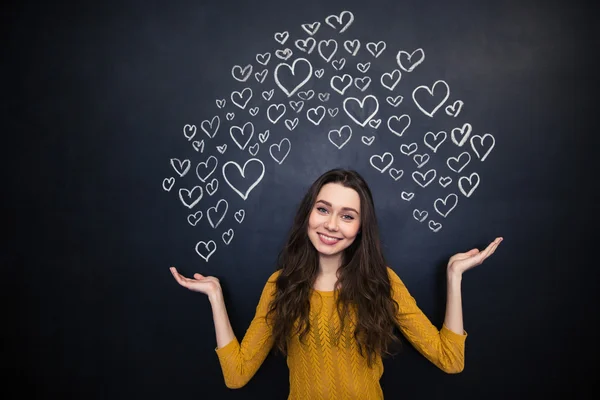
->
[307,183,362,259]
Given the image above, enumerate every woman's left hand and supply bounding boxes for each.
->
[447,237,503,276]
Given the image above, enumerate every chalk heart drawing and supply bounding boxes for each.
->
[222,228,234,245]
[458,172,480,198]
[222,158,265,201]
[179,185,203,209]
[412,80,450,118]
[187,210,203,226]
[274,58,313,97]
[370,152,394,173]
[196,155,218,182]
[470,133,495,161]
[325,10,354,33]
[428,220,442,233]
[413,209,428,222]
[434,193,458,218]
[171,158,190,177]
[195,240,217,262]
[328,125,353,149]
[183,124,197,140]
[343,95,380,127]
[231,64,252,82]
[270,138,291,165]
[207,199,228,229]
[396,48,425,72]
[162,177,175,191]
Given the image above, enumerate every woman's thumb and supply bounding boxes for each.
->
[194,273,204,279]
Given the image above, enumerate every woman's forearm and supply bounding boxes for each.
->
[443,271,464,335]
[209,291,236,349]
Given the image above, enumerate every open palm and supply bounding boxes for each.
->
[447,237,503,275]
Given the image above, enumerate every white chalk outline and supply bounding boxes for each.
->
[354,76,371,92]
[400,142,418,156]
[222,158,265,200]
[201,116,220,139]
[344,39,360,56]
[357,62,371,73]
[412,169,436,188]
[434,193,458,218]
[307,106,326,125]
[401,191,414,201]
[413,209,428,222]
[328,107,339,117]
[295,37,316,54]
[255,69,268,83]
[396,48,425,72]
[274,31,289,45]
[413,153,430,168]
[389,168,403,181]
[234,209,245,223]
[270,138,291,165]
[451,123,472,147]
[325,10,354,33]
[343,95,380,127]
[289,100,304,113]
[183,124,197,141]
[170,158,191,177]
[207,198,228,229]
[262,89,274,101]
[162,177,175,192]
[216,144,227,154]
[298,90,315,100]
[258,130,270,143]
[206,178,218,196]
[387,114,411,137]
[256,52,271,66]
[230,121,254,151]
[267,103,286,124]
[361,136,375,146]
[284,118,299,131]
[446,151,471,173]
[428,220,442,232]
[274,58,313,97]
[196,155,218,183]
[445,100,463,117]
[458,172,480,198]
[330,74,353,95]
[192,140,204,153]
[215,99,226,109]
[187,210,203,226]
[424,131,447,153]
[318,39,338,62]
[332,58,346,71]
[366,41,386,58]
[470,133,495,161]
[318,92,330,102]
[249,107,259,117]
[226,112,235,121]
[231,64,252,82]
[195,240,216,262]
[315,69,324,78]
[231,88,253,110]
[275,48,293,61]
[412,80,450,118]
[386,96,403,107]
[368,119,381,129]
[369,152,394,173]
[179,185,203,209]
[301,21,321,36]
[249,142,259,156]
[222,228,234,245]
[381,69,402,91]
[328,125,352,149]
[439,176,452,188]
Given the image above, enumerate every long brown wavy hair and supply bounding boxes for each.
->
[265,168,404,368]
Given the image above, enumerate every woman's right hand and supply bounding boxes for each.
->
[170,266,222,298]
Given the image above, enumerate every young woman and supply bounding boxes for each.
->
[170,168,502,399]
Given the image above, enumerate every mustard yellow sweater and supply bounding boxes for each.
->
[215,267,467,399]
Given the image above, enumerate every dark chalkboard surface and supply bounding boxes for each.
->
[5,0,596,398]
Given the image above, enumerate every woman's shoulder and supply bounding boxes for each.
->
[385,266,403,284]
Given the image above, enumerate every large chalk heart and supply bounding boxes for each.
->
[222,158,265,200]
[274,58,313,97]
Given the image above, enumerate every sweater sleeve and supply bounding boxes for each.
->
[387,267,468,373]
[214,271,279,388]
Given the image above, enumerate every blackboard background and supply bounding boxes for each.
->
[4,0,597,399]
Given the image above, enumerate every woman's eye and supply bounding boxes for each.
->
[343,215,354,220]
[317,207,328,213]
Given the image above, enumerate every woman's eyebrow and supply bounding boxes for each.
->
[316,199,359,214]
